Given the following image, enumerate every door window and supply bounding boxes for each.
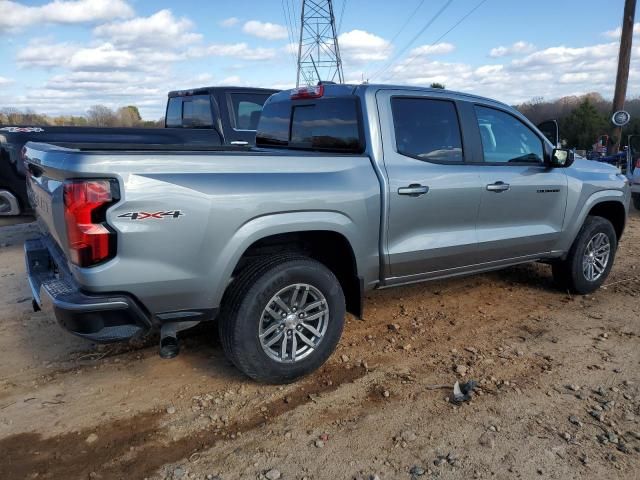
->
[475,106,543,164]
[229,93,271,130]
[391,97,463,163]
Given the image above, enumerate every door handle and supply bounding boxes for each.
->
[398,184,429,196]
[486,181,510,192]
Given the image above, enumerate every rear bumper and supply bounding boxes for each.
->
[25,237,152,343]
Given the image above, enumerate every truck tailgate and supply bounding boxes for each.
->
[25,144,74,254]
[27,163,62,244]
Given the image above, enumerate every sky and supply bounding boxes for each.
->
[0,0,638,120]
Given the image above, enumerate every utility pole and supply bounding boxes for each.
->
[611,0,636,153]
[296,0,344,87]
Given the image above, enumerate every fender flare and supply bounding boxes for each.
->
[209,210,364,307]
[559,189,627,252]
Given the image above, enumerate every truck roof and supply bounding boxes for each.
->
[167,86,279,98]
[269,83,513,111]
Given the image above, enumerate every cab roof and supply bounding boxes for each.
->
[168,86,279,98]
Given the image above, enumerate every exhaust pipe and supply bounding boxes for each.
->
[0,190,20,216]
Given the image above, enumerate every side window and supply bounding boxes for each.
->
[391,97,463,163]
[229,93,271,130]
[182,95,213,128]
[165,97,182,128]
[475,106,543,163]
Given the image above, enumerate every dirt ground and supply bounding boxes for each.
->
[0,211,639,480]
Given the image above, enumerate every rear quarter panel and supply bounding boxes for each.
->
[28,147,381,315]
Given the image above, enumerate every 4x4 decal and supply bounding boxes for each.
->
[118,210,184,220]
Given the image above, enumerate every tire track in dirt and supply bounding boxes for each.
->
[0,364,367,479]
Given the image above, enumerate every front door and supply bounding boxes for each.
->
[472,105,568,263]
[377,90,484,280]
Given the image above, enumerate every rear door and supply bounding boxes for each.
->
[472,104,568,262]
[377,89,484,280]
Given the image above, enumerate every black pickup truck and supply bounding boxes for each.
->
[0,86,278,216]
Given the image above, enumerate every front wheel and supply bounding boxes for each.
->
[552,216,617,294]
[218,255,345,383]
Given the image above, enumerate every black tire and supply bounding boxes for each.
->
[633,195,640,211]
[552,216,617,294]
[218,255,345,383]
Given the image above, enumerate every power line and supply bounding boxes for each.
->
[386,0,428,48]
[373,0,489,82]
[289,0,300,36]
[369,0,454,81]
[281,0,298,64]
[337,0,348,34]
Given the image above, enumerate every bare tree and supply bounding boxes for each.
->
[86,105,117,127]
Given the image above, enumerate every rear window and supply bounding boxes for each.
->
[165,95,213,128]
[165,98,182,128]
[183,95,213,128]
[256,97,363,153]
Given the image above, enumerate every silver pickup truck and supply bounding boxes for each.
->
[24,84,630,383]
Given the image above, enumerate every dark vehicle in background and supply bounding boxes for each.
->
[0,86,277,216]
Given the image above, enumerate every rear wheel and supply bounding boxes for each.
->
[552,216,617,294]
[218,255,345,383]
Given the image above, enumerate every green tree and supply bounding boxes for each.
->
[559,99,608,150]
[429,82,445,89]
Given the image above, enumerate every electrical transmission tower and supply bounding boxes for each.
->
[296,0,344,87]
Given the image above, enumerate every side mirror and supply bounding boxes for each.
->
[550,148,574,168]
[537,119,560,147]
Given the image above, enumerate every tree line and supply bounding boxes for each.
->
[515,93,640,152]
[0,105,163,128]
[2,93,640,152]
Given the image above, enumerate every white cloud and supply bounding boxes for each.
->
[189,43,276,61]
[0,0,134,33]
[374,37,640,106]
[0,76,13,86]
[512,43,617,68]
[338,29,392,63]
[603,22,640,38]
[17,39,181,72]
[68,43,137,71]
[242,20,287,40]
[220,17,240,28]
[559,72,591,84]
[219,75,242,85]
[94,10,201,48]
[489,41,536,58]
[283,42,298,55]
[409,42,455,56]
[16,39,80,68]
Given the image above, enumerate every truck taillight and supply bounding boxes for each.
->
[63,180,117,267]
[290,84,324,100]
[635,158,640,169]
